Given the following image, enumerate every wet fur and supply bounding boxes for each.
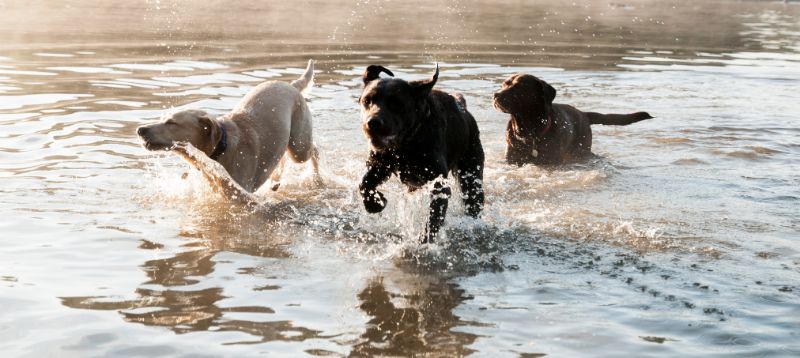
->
[358,65,485,243]
[137,60,320,193]
[493,73,653,166]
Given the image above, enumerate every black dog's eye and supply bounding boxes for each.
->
[386,97,403,111]
[362,96,372,106]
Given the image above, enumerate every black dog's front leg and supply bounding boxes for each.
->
[457,168,484,218]
[458,138,485,218]
[359,158,393,214]
[423,180,451,243]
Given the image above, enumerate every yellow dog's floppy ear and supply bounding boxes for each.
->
[196,113,213,133]
[196,114,223,157]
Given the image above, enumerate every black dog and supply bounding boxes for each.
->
[493,73,653,166]
[358,64,485,243]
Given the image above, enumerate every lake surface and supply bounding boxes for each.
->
[1,0,799,356]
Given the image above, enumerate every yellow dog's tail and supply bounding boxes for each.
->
[290,59,315,97]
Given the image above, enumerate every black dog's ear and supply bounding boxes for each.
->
[410,63,439,98]
[363,65,394,86]
[541,80,556,104]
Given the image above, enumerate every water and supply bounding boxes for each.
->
[1,0,799,356]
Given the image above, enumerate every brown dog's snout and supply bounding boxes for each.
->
[136,126,148,137]
[493,91,507,105]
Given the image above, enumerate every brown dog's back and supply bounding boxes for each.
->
[493,73,654,165]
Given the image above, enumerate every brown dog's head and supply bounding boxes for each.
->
[493,74,556,116]
[136,109,220,154]
[359,64,439,151]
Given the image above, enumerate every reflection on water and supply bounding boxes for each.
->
[62,248,326,345]
[352,274,478,357]
[61,247,480,355]
[1,0,800,356]
[59,208,311,343]
[60,201,484,354]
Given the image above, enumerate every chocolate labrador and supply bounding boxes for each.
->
[493,73,653,166]
[358,64,485,243]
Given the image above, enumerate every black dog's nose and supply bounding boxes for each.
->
[366,119,384,133]
[137,127,148,136]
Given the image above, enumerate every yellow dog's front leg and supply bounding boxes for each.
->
[172,143,259,208]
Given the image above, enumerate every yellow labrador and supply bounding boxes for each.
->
[137,60,320,193]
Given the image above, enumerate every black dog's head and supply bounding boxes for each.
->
[493,73,556,117]
[359,64,439,151]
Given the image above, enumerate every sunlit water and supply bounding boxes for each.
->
[1,1,799,356]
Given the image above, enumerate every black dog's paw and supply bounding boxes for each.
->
[363,190,387,213]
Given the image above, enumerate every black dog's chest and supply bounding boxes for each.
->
[397,161,443,190]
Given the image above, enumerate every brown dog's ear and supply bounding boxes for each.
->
[542,80,556,104]
[363,65,394,86]
[409,63,439,98]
